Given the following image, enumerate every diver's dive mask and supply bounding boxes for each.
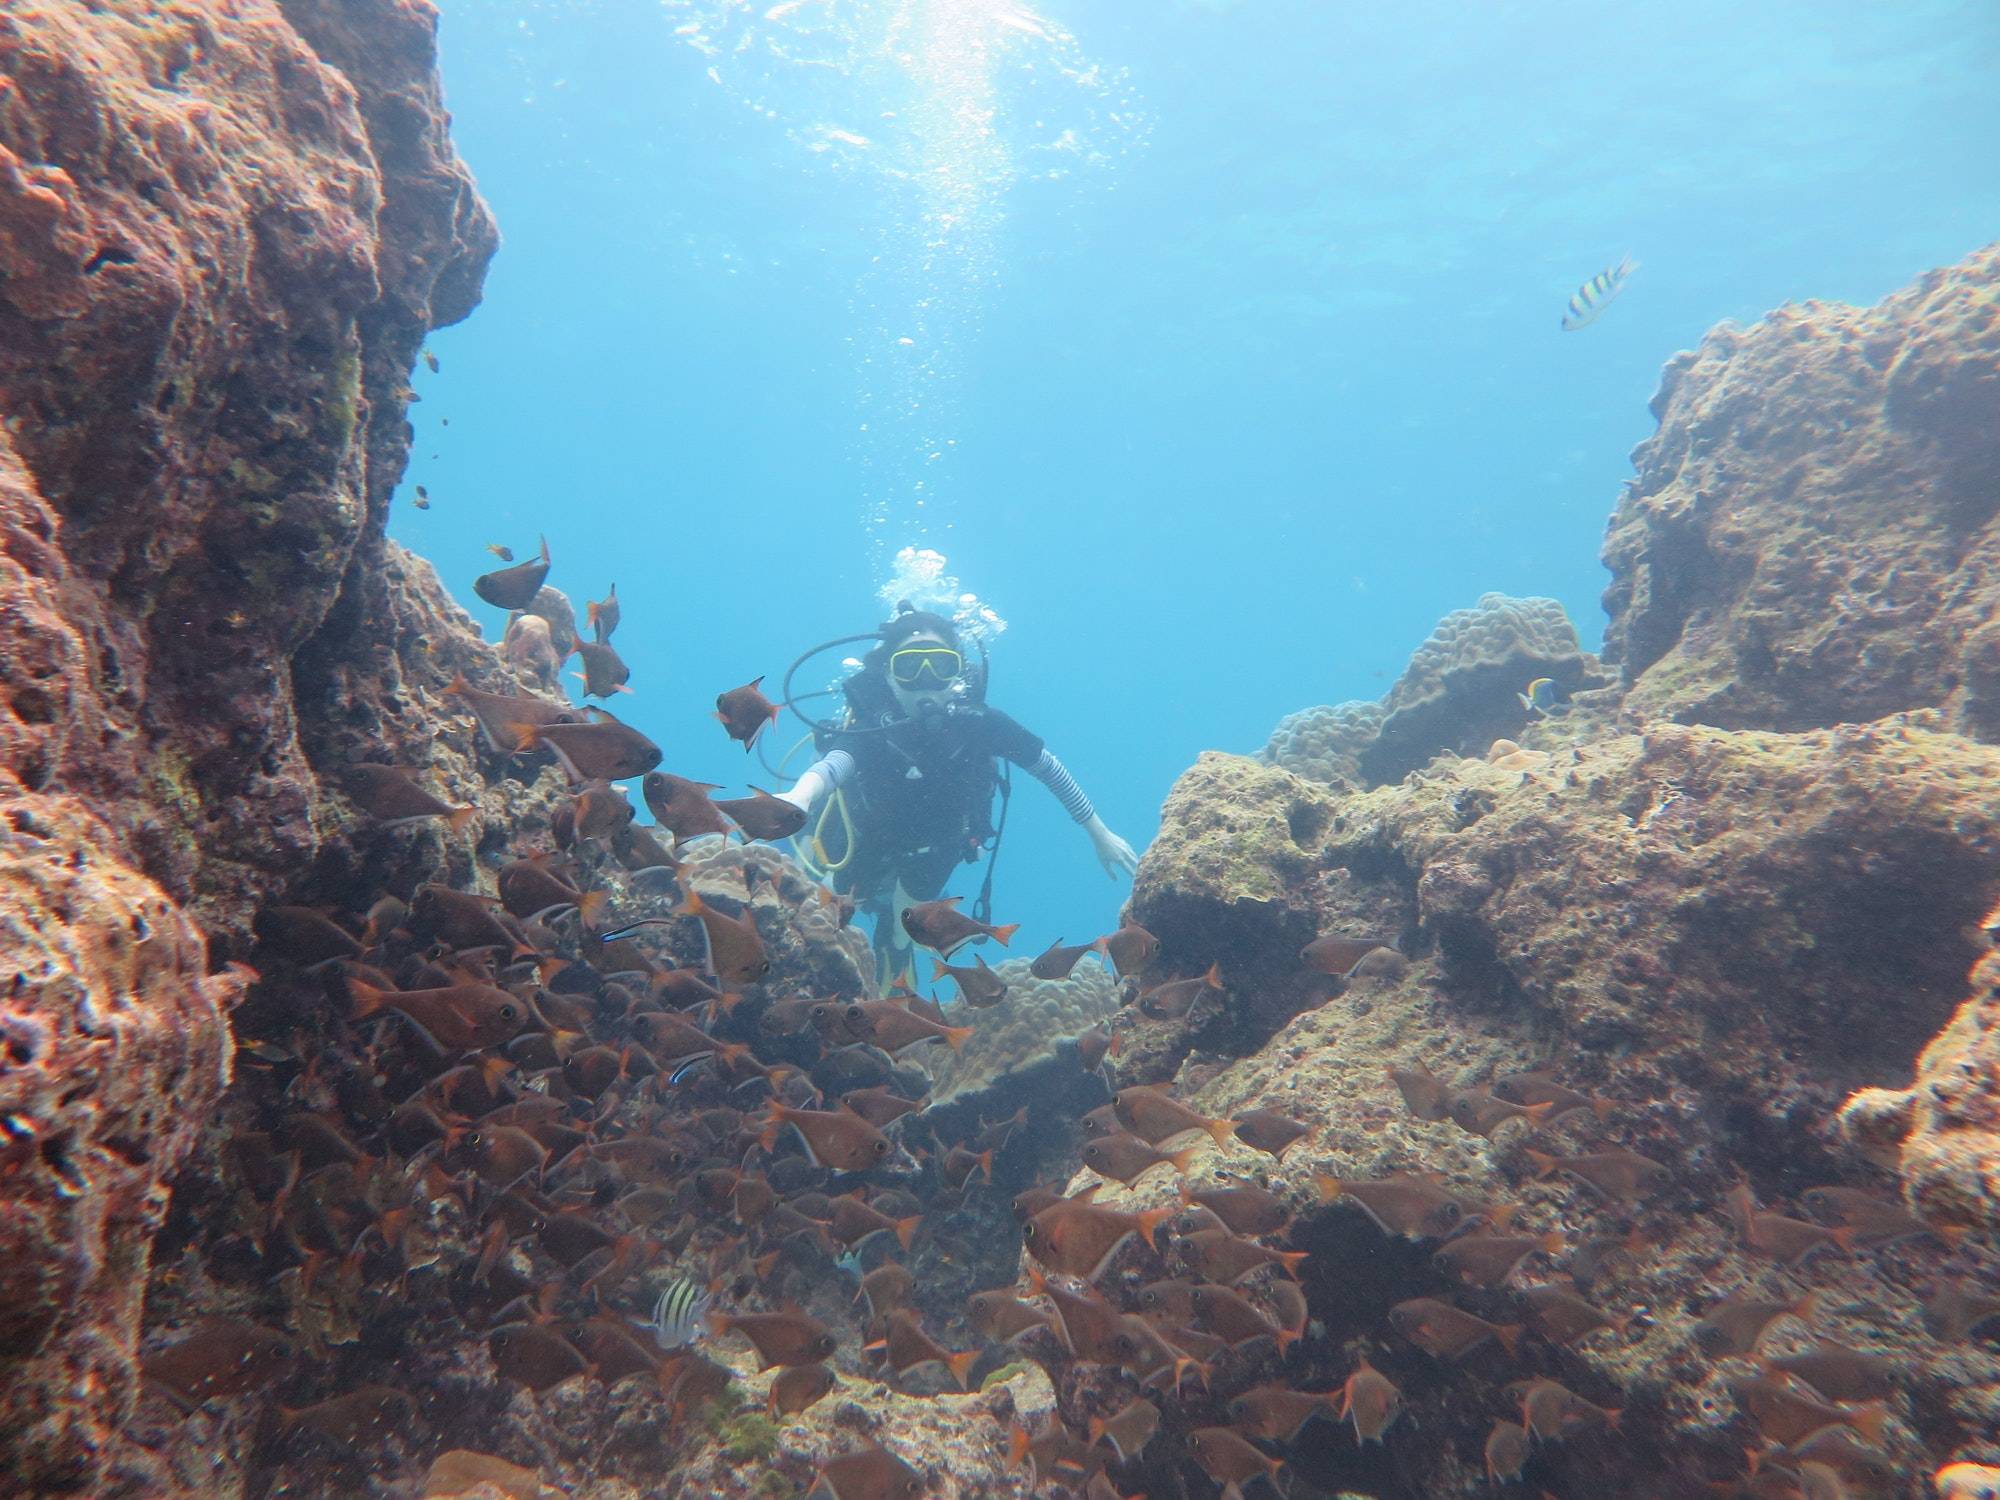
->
[887,645,964,688]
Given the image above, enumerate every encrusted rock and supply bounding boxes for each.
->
[1603,245,2000,735]
[1258,699,1385,789]
[1358,592,1610,786]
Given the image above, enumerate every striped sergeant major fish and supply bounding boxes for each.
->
[649,1276,713,1351]
[1561,255,1636,331]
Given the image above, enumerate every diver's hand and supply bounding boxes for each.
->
[1085,814,1139,880]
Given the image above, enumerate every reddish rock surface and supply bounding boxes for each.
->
[1,0,494,1489]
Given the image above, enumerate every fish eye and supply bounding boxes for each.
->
[1023,1224,1038,1242]
[873,1140,888,1155]
[846,1006,862,1021]
[1440,1202,1462,1221]
[499,1004,517,1021]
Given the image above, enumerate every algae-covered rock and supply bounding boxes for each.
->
[1604,244,2000,737]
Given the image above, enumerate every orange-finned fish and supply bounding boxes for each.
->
[707,1307,838,1369]
[681,887,769,985]
[344,764,476,834]
[713,788,807,842]
[572,640,632,699]
[586,583,619,643]
[758,1100,891,1172]
[142,1320,300,1407]
[473,534,550,610]
[930,953,1008,1007]
[1561,255,1636,331]
[899,896,1019,957]
[642,771,735,843]
[714,675,780,750]
[509,714,662,782]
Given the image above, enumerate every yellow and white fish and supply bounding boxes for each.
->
[1561,255,1636,331]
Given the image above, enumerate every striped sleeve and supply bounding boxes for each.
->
[1029,748,1095,824]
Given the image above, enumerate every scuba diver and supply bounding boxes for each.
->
[774,605,1138,977]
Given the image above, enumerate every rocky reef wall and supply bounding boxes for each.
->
[0,0,494,1489]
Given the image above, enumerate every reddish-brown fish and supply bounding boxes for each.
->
[1186,1427,1285,1495]
[1799,1185,1966,1249]
[1434,1231,1564,1289]
[708,1307,838,1369]
[840,1086,925,1128]
[759,1101,892,1173]
[930,953,1008,1007]
[1079,1132,1198,1185]
[446,672,577,756]
[1448,1088,1555,1138]
[350,978,528,1052]
[683,887,770,985]
[1232,1108,1310,1159]
[1113,1085,1236,1148]
[1228,1384,1340,1442]
[1388,1297,1522,1360]
[586,582,619,642]
[1176,1227,1307,1285]
[1300,934,1396,976]
[1032,937,1098,980]
[572,639,631,698]
[473,535,550,610]
[715,676,780,749]
[1190,1284,1297,1353]
[1519,1283,1628,1346]
[1338,1359,1404,1443]
[872,1307,976,1390]
[1763,1343,1898,1403]
[1492,1070,1614,1123]
[1181,1181,1291,1238]
[1485,1419,1530,1481]
[1316,1172,1467,1239]
[845,998,973,1054]
[1525,1148,1672,1201]
[345,764,476,834]
[1387,1059,1452,1121]
[968,1289,1049,1345]
[1097,923,1159,977]
[1023,1199,1175,1282]
[714,788,808,841]
[829,1194,920,1252]
[143,1320,300,1407]
[1138,963,1223,1020]
[278,1385,415,1444]
[1088,1397,1161,1462]
[900,896,1019,956]
[641,772,735,843]
[810,1441,926,1500]
[1694,1290,1820,1357]
[512,713,662,781]
[768,1361,835,1416]
[488,1322,589,1391]
[1923,1280,2000,1342]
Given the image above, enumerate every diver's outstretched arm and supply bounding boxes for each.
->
[1028,749,1139,879]
[775,749,855,814]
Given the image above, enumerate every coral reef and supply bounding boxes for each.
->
[0,0,494,1488]
[1258,594,1610,790]
[920,955,1119,1106]
[1258,698,1384,789]
[1602,245,2000,736]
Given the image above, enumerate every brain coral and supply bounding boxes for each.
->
[1357,591,1607,785]
[1258,699,1385,788]
[919,954,1119,1105]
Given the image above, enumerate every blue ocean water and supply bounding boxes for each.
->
[400,0,2000,955]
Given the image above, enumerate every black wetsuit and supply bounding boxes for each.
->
[820,703,1046,904]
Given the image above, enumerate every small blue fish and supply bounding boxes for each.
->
[649,1276,712,1351]
[1517,677,1566,716]
[1561,256,1636,331]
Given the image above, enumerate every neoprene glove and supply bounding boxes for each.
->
[1085,813,1140,879]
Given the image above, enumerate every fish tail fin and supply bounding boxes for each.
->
[1314,1173,1343,1202]
[716,1041,751,1070]
[1492,1322,1524,1358]
[507,721,541,753]
[1538,1231,1565,1257]
[1135,1204,1175,1251]
[576,889,609,926]
[1524,1149,1559,1179]
[537,533,549,563]
[943,1024,975,1052]
[756,1103,790,1155]
[1167,1145,1201,1176]
[1274,1321,1303,1357]
[447,805,478,835]
[445,671,470,697]
[1602,1407,1624,1432]
[976,1148,993,1184]
[1844,1401,1888,1447]
[1023,1264,1047,1299]
[1592,1096,1615,1122]
[894,1215,920,1252]
[1207,1117,1238,1147]
[680,887,707,917]
[1204,961,1223,988]
[1521,1100,1557,1128]
[930,959,948,981]
[703,1309,730,1341]
[1936,1221,1971,1249]
[944,1348,977,1391]
[275,1405,304,1431]
[1087,1414,1107,1447]
[990,922,1020,946]
[1277,1248,1309,1277]
[1006,1424,1031,1471]
[348,978,389,1020]
[1830,1226,1858,1253]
